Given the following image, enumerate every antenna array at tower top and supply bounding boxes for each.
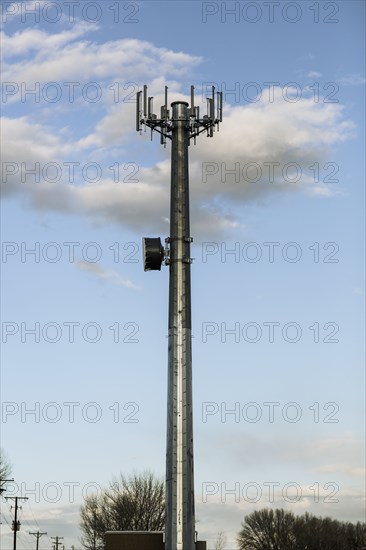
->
[136,85,223,145]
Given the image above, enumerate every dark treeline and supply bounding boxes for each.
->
[237,508,366,550]
[78,471,365,550]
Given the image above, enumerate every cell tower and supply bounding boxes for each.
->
[137,84,223,550]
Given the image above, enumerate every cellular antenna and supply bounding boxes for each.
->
[136,90,142,132]
[135,84,223,143]
[136,84,223,550]
[143,84,148,117]
[148,96,153,118]
[190,85,195,117]
[165,85,168,122]
[210,86,215,137]
[218,90,223,123]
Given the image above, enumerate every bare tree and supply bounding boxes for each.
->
[214,531,226,550]
[0,448,12,494]
[237,509,366,550]
[80,471,165,550]
[237,508,296,550]
[80,494,106,550]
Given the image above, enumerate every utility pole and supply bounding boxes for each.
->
[137,84,222,550]
[29,531,47,550]
[5,496,29,550]
[51,536,64,550]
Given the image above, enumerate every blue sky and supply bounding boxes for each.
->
[0,0,365,547]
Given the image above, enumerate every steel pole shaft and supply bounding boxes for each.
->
[165,101,195,550]
[13,497,18,550]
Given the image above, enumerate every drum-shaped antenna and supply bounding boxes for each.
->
[142,237,164,271]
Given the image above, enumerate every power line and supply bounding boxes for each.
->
[25,501,43,536]
[11,509,36,550]
[14,529,34,550]
[26,501,51,550]
[1,508,13,529]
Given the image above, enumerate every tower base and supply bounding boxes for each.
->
[105,532,207,550]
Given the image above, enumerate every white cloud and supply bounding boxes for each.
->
[197,430,364,486]
[339,74,366,86]
[353,287,364,295]
[313,463,365,477]
[307,71,322,78]
[0,502,81,550]
[2,115,76,158]
[1,89,355,238]
[1,27,202,84]
[0,21,97,57]
[0,28,356,239]
[75,260,141,290]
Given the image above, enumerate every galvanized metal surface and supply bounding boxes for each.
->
[165,102,195,550]
[138,87,222,549]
